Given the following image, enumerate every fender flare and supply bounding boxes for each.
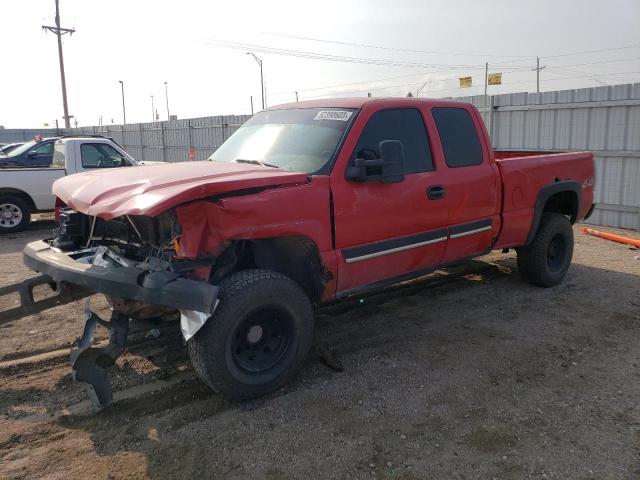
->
[525,180,581,245]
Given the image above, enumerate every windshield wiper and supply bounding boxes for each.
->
[234,158,279,168]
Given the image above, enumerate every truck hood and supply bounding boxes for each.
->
[53,161,309,219]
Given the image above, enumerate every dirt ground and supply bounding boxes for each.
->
[1,218,639,480]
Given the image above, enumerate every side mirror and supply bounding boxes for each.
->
[27,150,38,157]
[378,140,405,184]
[345,140,405,183]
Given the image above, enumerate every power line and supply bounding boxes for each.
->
[209,39,532,70]
[262,33,640,63]
[271,68,464,97]
[546,56,640,70]
[261,32,528,59]
[544,44,640,59]
[300,69,640,100]
[470,44,640,69]
[275,56,640,99]
[271,64,531,98]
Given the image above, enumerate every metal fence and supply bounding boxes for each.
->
[454,83,640,230]
[67,115,252,162]
[0,128,61,143]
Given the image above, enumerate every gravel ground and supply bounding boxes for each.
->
[0,220,639,479]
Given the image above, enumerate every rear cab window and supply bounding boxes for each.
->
[432,107,483,168]
[53,142,66,167]
[353,108,433,174]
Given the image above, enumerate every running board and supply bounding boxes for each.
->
[0,275,90,325]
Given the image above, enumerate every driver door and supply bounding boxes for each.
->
[331,107,452,293]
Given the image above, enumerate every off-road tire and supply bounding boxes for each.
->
[188,269,314,401]
[517,213,574,287]
[0,194,31,234]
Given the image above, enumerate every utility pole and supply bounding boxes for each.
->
[484,62,489,109]
[250,95,254,115]
[295,91,299,102]
[151,95,155,122]
[42,0,75,129]
[246,52,265,110]
[484,62,489,96]
[118,80,126,124]
[533,56,546,93]
[164,82,170,120]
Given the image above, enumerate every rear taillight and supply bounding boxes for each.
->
[54,197,67,223]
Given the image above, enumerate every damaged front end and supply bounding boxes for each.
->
[22,207,220,410]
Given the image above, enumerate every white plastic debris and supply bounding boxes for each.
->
[179,301,218,341]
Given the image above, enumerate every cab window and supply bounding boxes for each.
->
[81,143,127,168]
[432,107,483,167]
[353,108,434,174]
[52,143,65,167]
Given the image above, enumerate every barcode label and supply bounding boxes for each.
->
[314,110,353,121]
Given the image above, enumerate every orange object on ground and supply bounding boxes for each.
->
[581,227,640,248]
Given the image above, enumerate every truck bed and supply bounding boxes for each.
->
[494,150,595,249]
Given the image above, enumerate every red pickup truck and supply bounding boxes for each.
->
[21,98,594,409]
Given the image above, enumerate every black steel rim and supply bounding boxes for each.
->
[547,233,567,272]
[230,306,294,373]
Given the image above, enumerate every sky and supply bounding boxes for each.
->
[1,0,639,128]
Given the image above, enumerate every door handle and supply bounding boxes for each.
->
[427,185,446,200]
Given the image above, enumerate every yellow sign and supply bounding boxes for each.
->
[459,76,472,88]
[488,73,502,85]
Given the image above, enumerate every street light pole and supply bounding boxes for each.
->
[164,81,170,120]
[151,95,155,122]
[118,80,126,124]
[246,52,265,110]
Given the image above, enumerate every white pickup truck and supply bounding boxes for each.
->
[0,137,142,233]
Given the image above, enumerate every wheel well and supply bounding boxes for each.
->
[211,236,327,303]
[0,188,36,210]
[543,191,578,223]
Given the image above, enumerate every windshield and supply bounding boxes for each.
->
[208,108,357,174]
[4,140,36,157]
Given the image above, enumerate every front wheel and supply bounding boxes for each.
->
[188,269,314,401]
[516,213,574,287]
[0,195,31,234]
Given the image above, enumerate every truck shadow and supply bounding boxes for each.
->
[4,257,638,478]
[0,219,56,255]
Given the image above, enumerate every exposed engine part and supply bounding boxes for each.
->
[51,208,181,263]
[52,209,89,251]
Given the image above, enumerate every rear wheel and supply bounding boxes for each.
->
[0,195,31,234]
[188,269,314,401]
[517,213,574,287]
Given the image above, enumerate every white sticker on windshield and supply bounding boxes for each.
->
[314,110,353,121]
